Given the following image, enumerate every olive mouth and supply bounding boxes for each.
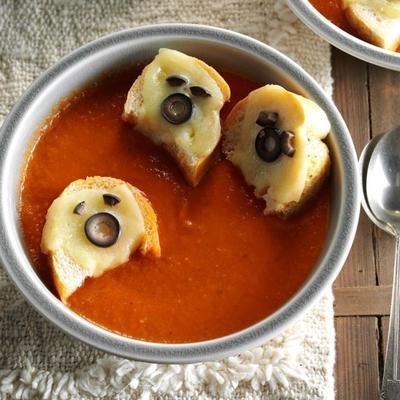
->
[161,93,193,124]
[255,127,282,162]
[84,212,121,248]
[255,109,296,162]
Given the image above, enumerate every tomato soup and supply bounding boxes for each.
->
[20,69,330,343]
[309,0,355,32]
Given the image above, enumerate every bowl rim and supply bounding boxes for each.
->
[287,0,400,71]
[0,23,360,363]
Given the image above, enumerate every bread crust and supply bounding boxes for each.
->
[194,58,231,102]
[45,176,160,303]
[122,67,145,125]
[344,5,400,51]
[49,256,71,304]
[163,141,220,186]
[222,98,248,156]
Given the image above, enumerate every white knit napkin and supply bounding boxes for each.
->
[0,1,334,399]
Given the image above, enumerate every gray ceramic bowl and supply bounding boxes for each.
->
[287,0,400,71]
[0,24,359,363]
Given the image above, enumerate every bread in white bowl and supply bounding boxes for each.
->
[41,176,160,303]
[223,85,330,218]
[123,48,231,186]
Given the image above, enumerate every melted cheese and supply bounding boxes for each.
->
[342,0,400,18]
[41,184,145,277]
[137,48,226,165]
[293,94,331,140]
[231,85,309,205]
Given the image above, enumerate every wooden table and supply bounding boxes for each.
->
[332,47,400,399]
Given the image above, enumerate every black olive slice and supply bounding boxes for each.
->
[166,75,188,87]
[255,127,282,162]
[256,111,278,127]
[190,86,211,98]
[73,201,86,215]
[281,130,295,157]
[84,212,120,248]
[161,93,193,124]
[103,193,121,206]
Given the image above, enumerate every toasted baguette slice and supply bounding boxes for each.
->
[223,85,330,219]
[344,2,400,51]
[123,48,230,186]
[41,177,160,303]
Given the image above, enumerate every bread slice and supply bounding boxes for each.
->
[41,177,160,304]
[123,48,230,186]
[344,2,400,51]
[223,85,330,219]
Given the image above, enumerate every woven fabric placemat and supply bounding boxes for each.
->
[0,1,334,398]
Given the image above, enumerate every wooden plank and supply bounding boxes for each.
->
[373,228,394,286]
[334,286,390,316]
[331,48,375,288]
[332,48,370,154]
[381,316,389,366]
[334,285,391,316]
[335,317,380,400]
[331,48,379,400]
[368,65,400,135]
[368,65,400,287]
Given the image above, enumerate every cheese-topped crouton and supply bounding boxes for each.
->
[223,85,330,218]
[41,176,160,303]
[123,48,230,186]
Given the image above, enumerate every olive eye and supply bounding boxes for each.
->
[190,86,211,98]
[255,127,282,162]
[256,111,278,127]
[73,201,86,215]
[103,193,121,206]
[166,75,188,87]
[85,212,120,248]
[161,93,193,124]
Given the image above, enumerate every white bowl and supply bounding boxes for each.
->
[287,0,400,71]
[0,24,360,363]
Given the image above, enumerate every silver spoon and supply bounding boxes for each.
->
[360,127,400,399]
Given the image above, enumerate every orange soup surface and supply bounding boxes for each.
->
[310,0,356,32]
[20,69,330,343]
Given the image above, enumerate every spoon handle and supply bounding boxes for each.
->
[381,236,400,399]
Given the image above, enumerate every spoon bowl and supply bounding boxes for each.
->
[360,127,400,399]
[367,128,400,235]
[359,133,387,232]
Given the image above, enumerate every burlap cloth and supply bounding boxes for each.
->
[0,1,335,399]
